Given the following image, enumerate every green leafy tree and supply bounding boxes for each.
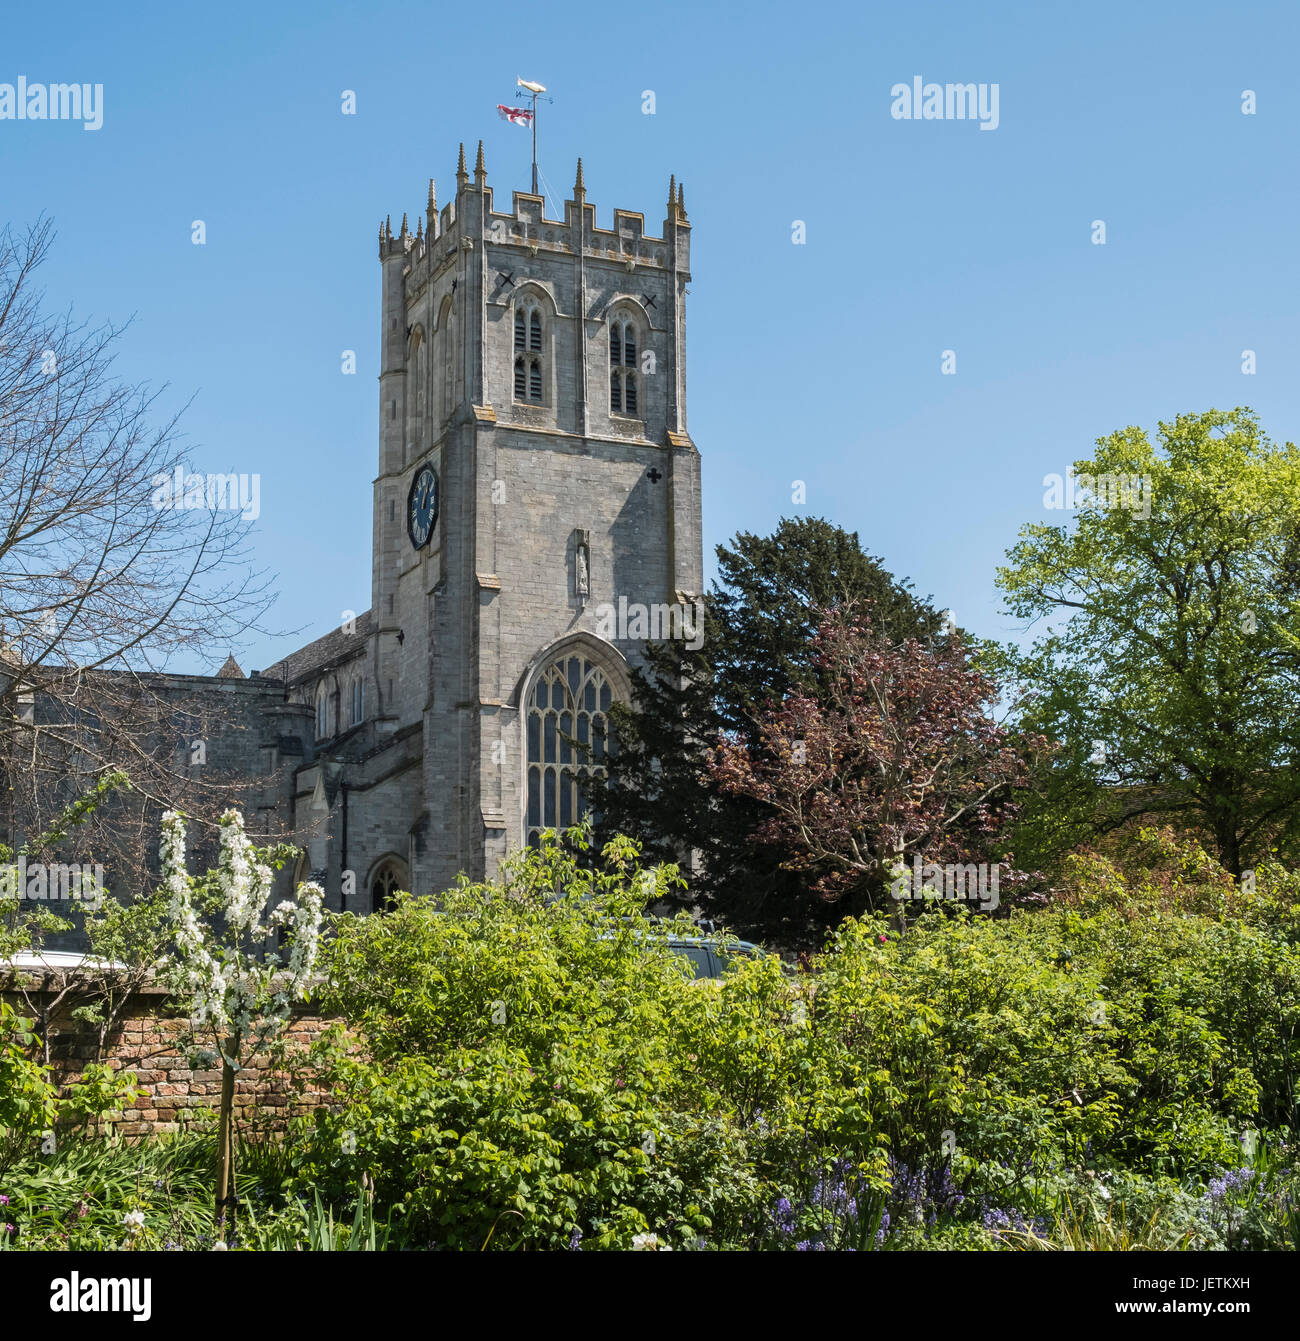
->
[997,408,1300,876]
[0,771,167,1068]
[594,517,943,947]
[709,607,1036,910]
[0,770,130,966]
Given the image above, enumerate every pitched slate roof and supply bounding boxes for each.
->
[258,609,373,686]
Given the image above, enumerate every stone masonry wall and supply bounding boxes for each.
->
[2,978,337,1139]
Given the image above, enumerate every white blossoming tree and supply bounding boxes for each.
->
[160,808,323,1232]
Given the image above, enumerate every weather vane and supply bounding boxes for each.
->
[497,77,552,196]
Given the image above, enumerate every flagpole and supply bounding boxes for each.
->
[511,79,549,196]
[531,88,538,195]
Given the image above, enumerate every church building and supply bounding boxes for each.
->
[237,143,704,911]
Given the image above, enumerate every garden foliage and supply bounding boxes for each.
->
[271,825,1300,1250]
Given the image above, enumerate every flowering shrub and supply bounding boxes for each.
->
[161,809,323,1054]
[160,808,323,1227]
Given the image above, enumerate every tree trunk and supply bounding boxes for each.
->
[1219,827,1243,880]
[1207,776,1244,878]
[214,1040,238,1236]
[887,841,907,936]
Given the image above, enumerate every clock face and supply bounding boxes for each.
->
[407,464,439,549]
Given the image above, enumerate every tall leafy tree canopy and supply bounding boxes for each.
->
[594,517,943,947]
[997,408,1300,877]
[710,607,1035,910]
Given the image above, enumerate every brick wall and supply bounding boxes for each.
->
[2,977,337,1139]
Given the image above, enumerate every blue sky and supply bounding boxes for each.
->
[6,0,1299,672]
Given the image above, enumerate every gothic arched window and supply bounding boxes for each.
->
[526,654,614,847]
[439,297,456,420]
[513,298,545,404]
[351,676,365,726]
[369,857,407,913]
[315,683,329,739]
[609,316,640,416]
[411,328,426,428]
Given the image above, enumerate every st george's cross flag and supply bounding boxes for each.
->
[497,104,533,127]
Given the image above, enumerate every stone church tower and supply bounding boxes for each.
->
[258,144,703,907]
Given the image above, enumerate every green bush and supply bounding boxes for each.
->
[282,824,1300,1250]
[290,830,767,1248]
[8,823,1295,1251]
[0,1000,144,1181]
[0,1001,57,1179]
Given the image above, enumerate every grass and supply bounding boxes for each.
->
[1,1130,403,1250]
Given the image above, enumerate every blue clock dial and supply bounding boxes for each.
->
[407,465,439,549]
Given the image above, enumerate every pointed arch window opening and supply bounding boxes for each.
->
[525,655,616,850]
[411,331,427,428]
[441,302,456,419]
[369,859,406,914]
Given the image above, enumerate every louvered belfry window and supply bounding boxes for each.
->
[513,300,544,403]
[609,317,640,417]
